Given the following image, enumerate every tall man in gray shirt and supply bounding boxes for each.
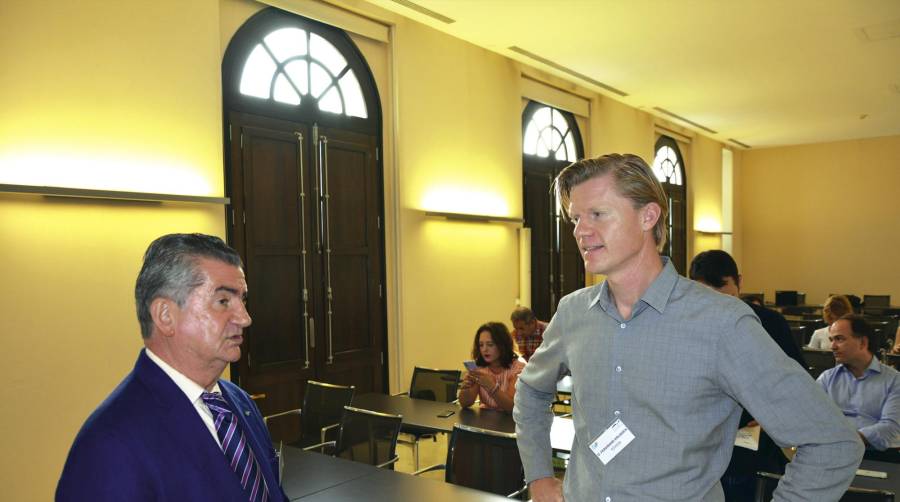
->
[513,154,863,502]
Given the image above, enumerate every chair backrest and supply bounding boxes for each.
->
[865,295,891,308]
[755,472,894,502]
[801,348,836,379]
[335,406,402,468]
[409,367,461,402]
[300,380,355,446]
[444,424,526,497]
[775,290,800,307]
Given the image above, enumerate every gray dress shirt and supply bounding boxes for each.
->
[818,356,900,451]
[514,258,863,502]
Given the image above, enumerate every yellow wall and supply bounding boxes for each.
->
[739,135,900,304]
[1,1,735,499]
[0,1,225,499]
[392,17,523,384]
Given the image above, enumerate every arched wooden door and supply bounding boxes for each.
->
[222,8,385,441]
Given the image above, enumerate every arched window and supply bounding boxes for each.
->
[222,8,379,135]
[523,106,579,161]
[652,136,687,274]
[238,27,367,118]
[522,101,584,320]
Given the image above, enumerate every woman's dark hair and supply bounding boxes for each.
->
[471,321,516,368]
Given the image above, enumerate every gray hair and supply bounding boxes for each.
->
[554,153,670,251]
[134,233,242,339]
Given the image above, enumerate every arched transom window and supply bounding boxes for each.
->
[652,144,683,185]
[523,106,577,161]
[239,27,367,118]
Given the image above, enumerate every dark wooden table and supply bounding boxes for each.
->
[854,459,900,495]
[281,447,511,501]
[351,393,574,452]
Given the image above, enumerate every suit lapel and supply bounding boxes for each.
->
[133,350,246,496]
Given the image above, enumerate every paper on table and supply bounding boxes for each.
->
[734,424,760,451]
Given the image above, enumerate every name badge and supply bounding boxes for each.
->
[589,419,635,465]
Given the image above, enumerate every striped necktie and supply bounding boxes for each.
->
[201,392,269,502]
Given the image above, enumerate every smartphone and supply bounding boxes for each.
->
[437,410,456,418]
[463,360,477,371]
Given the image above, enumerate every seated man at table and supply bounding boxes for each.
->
[819,314,900,452]
[510,306,548,362]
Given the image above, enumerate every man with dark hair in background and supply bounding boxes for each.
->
[819,314,900,454]
[57,233,286,502]
[510,306,548,361]
[690,249,806,502]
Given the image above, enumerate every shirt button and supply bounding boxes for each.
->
[620,323,626,329]
[614,410,621,416]
[606,497,612,502]
[615,365,622,373]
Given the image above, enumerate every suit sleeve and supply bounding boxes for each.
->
[56,429,155,502]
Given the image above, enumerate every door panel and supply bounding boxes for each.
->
[231,115,315,441]
[315,127,383,394]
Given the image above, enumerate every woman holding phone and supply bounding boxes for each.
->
[458,322,525,412]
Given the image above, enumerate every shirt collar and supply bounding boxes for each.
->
[144,348,222,404]
[589,256,676,315]
[835,354,883,378]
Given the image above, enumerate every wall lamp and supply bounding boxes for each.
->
[424,210,523,224]
[0,183,229,205]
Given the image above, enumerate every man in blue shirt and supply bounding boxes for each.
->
[818,314,900,452]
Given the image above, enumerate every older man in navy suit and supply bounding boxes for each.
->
[57,233,286,501]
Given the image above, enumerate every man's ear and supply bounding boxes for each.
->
[737,274,743,290]
[640,202,661,231]
[150,298,177,337]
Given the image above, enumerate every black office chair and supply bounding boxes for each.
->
[865,295,892,309]
[397,367,462,469]
[754,471,894,501]
[263,380,355,450]
[308,405,402,469]
[802,347,836,379]
[414,424,527,499]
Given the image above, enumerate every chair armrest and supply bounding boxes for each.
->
[507,484,528,499]
[411,463,446,476]
[319,422,340,444]
[302,440,336,452]
[263,408,301,425]
[376,455,401,469]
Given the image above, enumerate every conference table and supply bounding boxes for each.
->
[853,459,900,496]
[351,393,575,452]
[280,446,510,501]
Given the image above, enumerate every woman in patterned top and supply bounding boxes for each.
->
[458,321,525,412]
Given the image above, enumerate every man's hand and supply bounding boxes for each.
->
[530,477,563,502]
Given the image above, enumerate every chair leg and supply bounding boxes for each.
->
[413,440,420,471]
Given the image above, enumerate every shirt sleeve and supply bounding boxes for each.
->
[513,301,570,484]
[716,311,863,502]
[858,375,900,451]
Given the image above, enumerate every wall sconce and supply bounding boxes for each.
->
[0,183,229,205]
[423,210,523,224]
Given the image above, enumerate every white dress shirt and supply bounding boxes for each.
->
[144,348,223,448]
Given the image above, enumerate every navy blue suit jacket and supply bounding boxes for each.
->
[56,350,287,501]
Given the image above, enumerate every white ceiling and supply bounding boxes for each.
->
[366,0,900,148]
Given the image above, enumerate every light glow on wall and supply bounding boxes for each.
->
[0,148,214,196]
[420,186,510,218]
[695,216,723,234]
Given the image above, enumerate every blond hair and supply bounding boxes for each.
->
[554,154,669,251]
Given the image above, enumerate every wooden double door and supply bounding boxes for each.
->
[227,112,385,440]
[523,157,584,321]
